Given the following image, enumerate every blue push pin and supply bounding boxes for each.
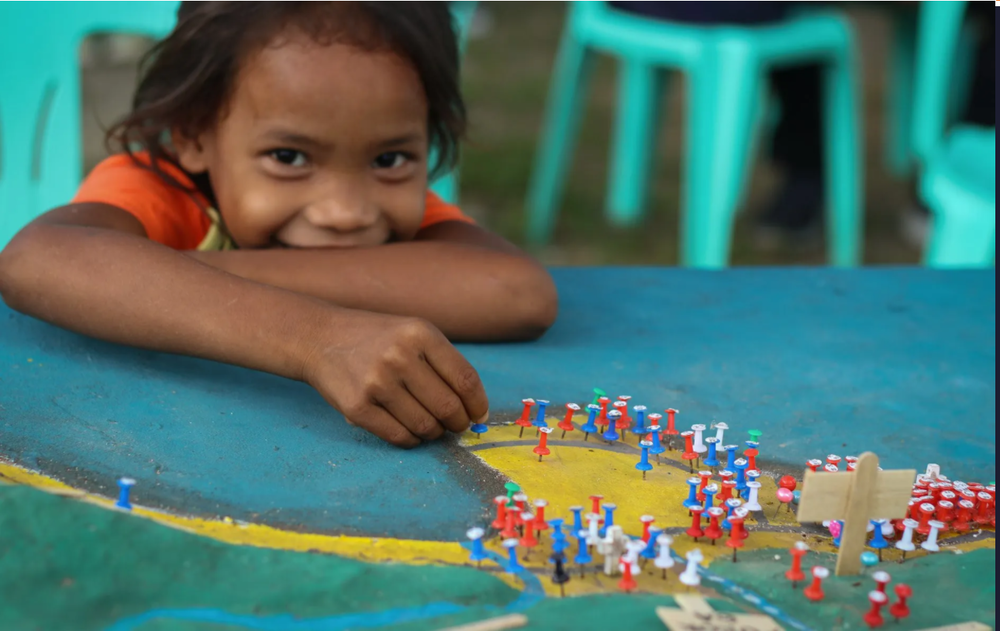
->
[581,404,600,441]
[466,527,488,567]
[636,440,654,480]
[549,518,568,553]
[602,410,621,442]
[648,425,666,463]
[115,477,136,510]
[724,444,739,471]
[469,421,488,439]
[503,538,523,573]
[630,405,648,437]
[573,529,592,575]
[641,527,661,561]
[599,503,617,537]
[860,551,879,575]
[869,519,889,561]
[722,498,742,531]
[734,458,749,495]
[703,438,720,469]
[532,400,550,428]
[703,484,718,514]
[569,506,584,534]
[683,477,702,510]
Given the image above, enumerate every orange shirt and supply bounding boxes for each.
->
[72,153,473,251]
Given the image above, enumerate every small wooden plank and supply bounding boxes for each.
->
[655,603,784,631]
[439,613,528,631]
[835,452,879,576]
[913,623,992,631]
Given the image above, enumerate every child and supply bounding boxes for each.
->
[0,2,558,448]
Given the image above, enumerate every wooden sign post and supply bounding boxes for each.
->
[796,452,915,576]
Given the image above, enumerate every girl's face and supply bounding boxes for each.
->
[175,31,430,248]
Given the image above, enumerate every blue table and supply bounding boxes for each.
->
[1,268,994,541]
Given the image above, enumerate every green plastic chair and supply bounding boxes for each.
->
[429,0,479,205]
[525,1,863,268]
[0,1,180,250]
[911,1,995,268]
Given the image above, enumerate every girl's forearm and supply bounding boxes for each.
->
[0,223,334,380]
[189,242,558,341]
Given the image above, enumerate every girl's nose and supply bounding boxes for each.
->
[303,193,379,233]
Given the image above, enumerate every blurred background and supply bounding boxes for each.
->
[4,1,996,267]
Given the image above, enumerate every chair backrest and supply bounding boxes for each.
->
[910,1,967,165]
[0,1,180,248]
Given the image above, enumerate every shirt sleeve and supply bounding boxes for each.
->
[420,191,476,228]
[72,154,210,250]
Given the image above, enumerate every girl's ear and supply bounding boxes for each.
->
[172,128,210,174]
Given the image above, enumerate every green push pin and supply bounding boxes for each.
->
[748,429,762,444]
[591,388,606,406]
[504,482,520,508]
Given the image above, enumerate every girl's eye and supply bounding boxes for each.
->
[372,152,409,170]
[268,149,308,167]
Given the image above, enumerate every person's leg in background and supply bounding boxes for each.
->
[608,2,826,249]
[902,3,996,248]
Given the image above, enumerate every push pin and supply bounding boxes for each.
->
[776,488,794,517]
[641,526,661,565]
[612,401,629,439]
[532,400,550,432]
[678,549,703,587]
[533,499,550,532]
[654,533,676,579]
[518,514,538,557]
[889,584,912,623]
[115,477,136,510]
[804,566,829,602]
[663,408,679,449]
[581,404,600,441]
[860,551,879,575]
[872,570,891,594]
[806,459,823,472]
[869,519,889,561]
[631,405,647,437]
[636,440,654,479]
[705,507,725,545]
[712,421,728,444]
[470,417,488,439]
[920,520,944,552]
[744,442,759,471]
[502,538,523,573]
[516,399,535,437]
[687,507,705,541]
[558,403,579,438]
[703,437,721,469]
[597,397,611,430]
[691,424,707,462]
[534,427,553,462]
[863,590,888,628]
[491,495,508,529]
[681,431,697,472]
[569,505,584,534]
[573,529,592,577]
[725,445,739,471]
[786,542,808,588]
[895,518,918,561]
[466,527,488,567]
[603,410,622,442]
[684,477,702,510]
[648,423,666,463]
[826,454,842,470]
[726,510,746,562]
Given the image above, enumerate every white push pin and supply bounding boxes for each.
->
[895,518,918,560]
[654,534,675,578]
[712,421,728,444]
[691,424,707,454]
[679,549,703,586]
[921,520,944,552]
[744,481,762,512]
[879,519,895,539]
[585,513,601,547]
[620,540,644,575]
[924,463,941,480]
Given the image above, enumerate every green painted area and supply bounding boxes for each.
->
[709,546,997,630]
[2,483,995,630]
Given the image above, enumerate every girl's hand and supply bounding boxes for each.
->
[302,311,490,448]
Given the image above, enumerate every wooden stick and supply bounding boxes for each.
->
[439,613,528,631]
[835,452,878,576]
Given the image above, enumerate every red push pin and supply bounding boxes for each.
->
[501,508,518,539]
[953,499,975,532]
[744,446,759,472]
[975,491,994,525]
[687,507,705,541]
[533,499,550,532]
[864,590,888,628]
[697,470,712,502]
[512,492,528,533]
[916,502,936,535]
[516,398,535,438]
[589,495,604,525]
[806,459,823,472]
[827,454,842,470]
[664,408,679,449]
[618,554,638,592]
[719,479,737,503]
[804,566,829,602]
[558,403,579,439]
[936,500,955,529]
[726,510,746,562]
[705,507,724,545]
[519,512,538,556]
[597,397,611,430]
[785,542,808,588]
[889,584,911,623]
[780,476,797,492]
[491,495,508,529]
[533,427,553,462]
[681,431,697,472]
[872,570,891,594]
[616,395,632,419]
[823,464,839,473]
[640,515,656,542]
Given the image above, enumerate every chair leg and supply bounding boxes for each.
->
[924,193,996,268]
[822,27,863,267]
[525,31,594,245]
[682,45,761,269]
[606,60,666,227]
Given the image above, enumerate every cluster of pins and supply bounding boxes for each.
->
[467,484,710,595]
[516,393,765,484]
[785,543,914,628]
[812,460,995,563]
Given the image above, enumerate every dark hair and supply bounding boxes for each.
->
[106,1,466,191]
